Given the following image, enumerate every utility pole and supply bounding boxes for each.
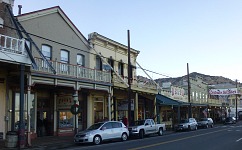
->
[236,79,238,122]
[187,63,192,118]
[127,30,132,126]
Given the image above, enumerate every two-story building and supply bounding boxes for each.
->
[88,32,159,125]
[0,0,34,141]
[14,6,112,136]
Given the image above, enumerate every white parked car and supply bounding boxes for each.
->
[197,118,214,128]
[74,121,129,145]
[128,119,166,139]
[175,118,198,131]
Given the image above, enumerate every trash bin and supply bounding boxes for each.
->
[5,131,18,148]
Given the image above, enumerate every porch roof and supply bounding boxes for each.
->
[156,94,208,107]
[156,94,180,106]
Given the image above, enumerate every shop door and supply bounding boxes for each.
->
[37,98,53,136]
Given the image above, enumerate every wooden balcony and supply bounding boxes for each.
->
[32,57,111,83]
[0,34,31,65]
[113,74,158,94]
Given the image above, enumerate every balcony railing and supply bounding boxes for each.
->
[113,74,158,91]
[33,57,111,83]
[0,34,25,55]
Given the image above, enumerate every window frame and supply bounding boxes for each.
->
[41,44,52,60]
[77,54,85,67]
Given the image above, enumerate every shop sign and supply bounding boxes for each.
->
[57,96,73,110]
[171,86,185,97]
[117,99,134,111]
[209,88,238,95]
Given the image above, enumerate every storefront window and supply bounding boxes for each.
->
[14,93,35,131]
[58,111,73,128]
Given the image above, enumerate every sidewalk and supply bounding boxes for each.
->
[0,135,75,150]
[0,130,175,150]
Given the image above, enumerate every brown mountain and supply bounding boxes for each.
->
[154,72,237,86]
[137,72,239,87]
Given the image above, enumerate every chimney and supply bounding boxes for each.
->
[18,5,22,15]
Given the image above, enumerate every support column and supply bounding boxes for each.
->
[134,93,138,121]
[108,91,111,121]
[73,90,78,134]
[53,93,57,135]
[178,105,181,123]
[87,95,92,128]
[154,97,157,122]
[19,64,25,148]
[27,74,31,147]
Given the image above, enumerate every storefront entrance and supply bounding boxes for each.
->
[37,98,53,136]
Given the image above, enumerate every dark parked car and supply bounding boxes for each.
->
[224,117,236,124]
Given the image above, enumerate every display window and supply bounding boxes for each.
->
[14,93,35,131]
[58,111,74,128]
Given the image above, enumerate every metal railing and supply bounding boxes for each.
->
[0,34,25,55]
[33,57,111,83]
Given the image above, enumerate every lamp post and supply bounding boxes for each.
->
[235,79,238,122]
[73,93,78,134]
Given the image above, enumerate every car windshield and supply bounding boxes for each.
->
[200,118,208,121]
[134,120,145,126]
[180,119,189,123]
[86,122,104,130]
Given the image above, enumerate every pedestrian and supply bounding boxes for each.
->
[122,116,128,126]
[37,116,43,137]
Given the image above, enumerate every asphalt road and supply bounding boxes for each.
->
[66,123,242,150]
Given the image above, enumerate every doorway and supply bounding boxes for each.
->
[37,98,53,136]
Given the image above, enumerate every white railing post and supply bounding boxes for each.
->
[21,38,25,54]
[94,69,96,81]
[4,36,7,48]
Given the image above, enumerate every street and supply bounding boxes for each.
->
[65,123,242,150]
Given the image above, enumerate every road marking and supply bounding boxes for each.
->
[236,138,242,142]
[128,129,227,150]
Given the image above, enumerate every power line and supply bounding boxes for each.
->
[2,24,203,85]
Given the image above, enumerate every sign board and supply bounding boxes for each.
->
[117,99,134,111]
[209,88,239,95]
[57,96,73,110]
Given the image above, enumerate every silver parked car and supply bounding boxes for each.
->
[197,118,214,128]
[175,118,198,131]
[74,121,129,145]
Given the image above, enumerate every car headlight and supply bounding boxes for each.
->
[132,127,137,131]
[85,132,93,136]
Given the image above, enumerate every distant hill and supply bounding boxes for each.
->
[138,72,239,87]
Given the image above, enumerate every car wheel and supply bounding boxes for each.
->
[139,130,144,139]
[211,124,213,128]
[158,128,163,136]
[206,124,208,128]
[195,125,197,130]
[121,133,128,141]
[93,135,102,145]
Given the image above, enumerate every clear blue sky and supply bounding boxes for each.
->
[13,0,242,82]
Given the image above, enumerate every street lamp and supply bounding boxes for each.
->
[73,93,78,134]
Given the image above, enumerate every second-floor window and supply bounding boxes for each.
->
[96,56,102,70]
[41,45,52,60]
[77,54,85,67]
[60,50,69,71]
[118,62,124,76]
[41,45,52,68]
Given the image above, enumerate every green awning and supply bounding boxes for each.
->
[156,94,180,105]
